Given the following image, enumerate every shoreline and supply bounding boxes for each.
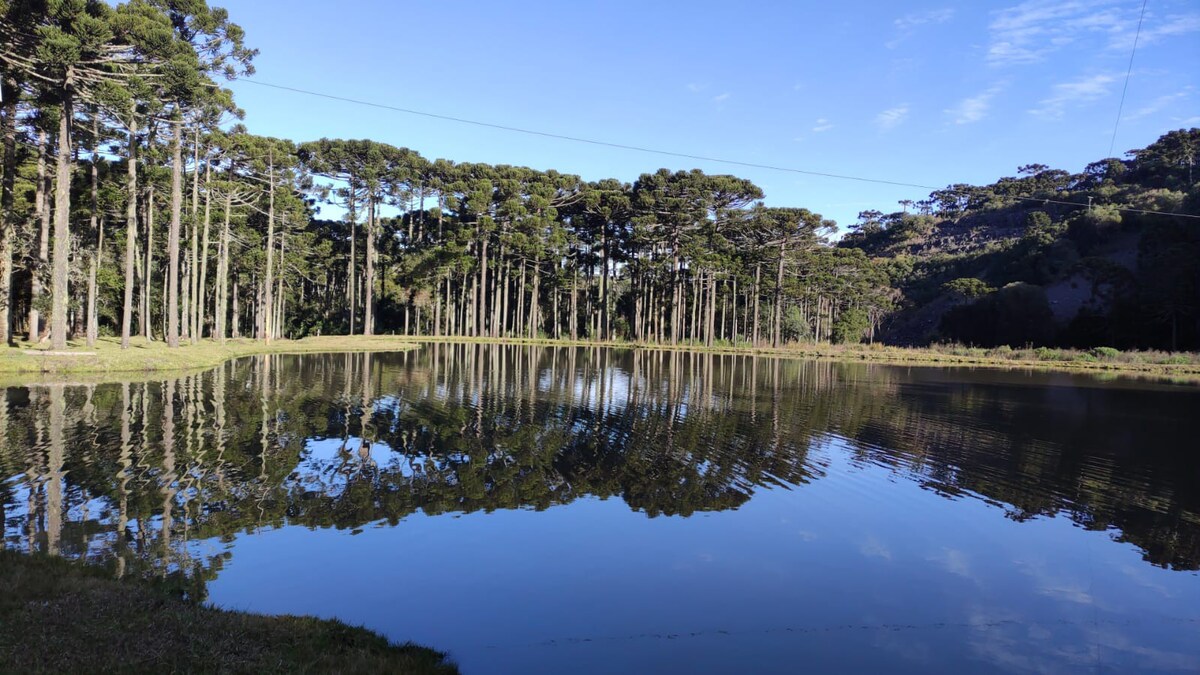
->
[3,334,1198,384]
[0,551,457,674]
[409,336,1200,383]
[1,335,420,379]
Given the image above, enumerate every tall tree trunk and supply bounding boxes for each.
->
[197,160,211,339]
[347,187,357,335]
[166,116,183,348]
[121,113,138,349]
[275,225,286,340]
[364,194,374,336]
[50,80,74,351]
[231,276,239,338]
[477,230,488,337]
[772,242,785,348]
[752,263,761,346]
[85,118,100,348]
[706,272,715,347]
[143,185,154,341]
[262,151,275,343]
[215,192,231,343]
[188,127,200,342]
[0,74,16,345]
[570,264,578,340]
[29,129,49,342]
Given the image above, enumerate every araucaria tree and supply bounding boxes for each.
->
[3,5,1195,352]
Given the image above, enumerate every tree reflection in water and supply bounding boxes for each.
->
[2,344,1198,601]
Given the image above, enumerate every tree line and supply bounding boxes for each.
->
[2,2,1195,353]
[0,1,892,351]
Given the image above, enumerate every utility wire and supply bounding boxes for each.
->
[238,78,934,191]
[236,77,1200,220]
[1108,0,1149,158]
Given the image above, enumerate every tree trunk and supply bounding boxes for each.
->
[197,160,211,339]
[262,151,276,343]
[85,119,100,348]
[752,263,761,346]
[120,114,137,349]
[347,186,357,335]
[772,242,785,348]
[50,82,74,350]
[188,127,200,342]
[215,192,231,343]
[166,116,183,348]
[29,129,49,343]
[231,276,239,338]
[364,194,374,336]
[143,185,154,341]
[0,74,17,345]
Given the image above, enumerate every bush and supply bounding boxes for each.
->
[831,306,871,344]
[1091,346,1120,360]
[1034,347,1069,361]
[942,277,994,301]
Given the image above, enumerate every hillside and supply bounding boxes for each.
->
[841,129,1200,351]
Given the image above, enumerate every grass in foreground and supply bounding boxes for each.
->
[2,335,419,376]
[0,551,457,674]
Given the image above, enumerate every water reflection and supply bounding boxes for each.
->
[4,344,1198,594]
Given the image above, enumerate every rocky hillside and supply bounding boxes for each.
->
[840,129,1200,351]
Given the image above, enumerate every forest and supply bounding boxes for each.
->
[1,1,1198,353]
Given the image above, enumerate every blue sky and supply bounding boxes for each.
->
[220,0,1200,230]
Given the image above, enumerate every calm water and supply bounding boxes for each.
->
[3,344,1200,673]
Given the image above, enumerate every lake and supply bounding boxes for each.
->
[3,343,1199,673]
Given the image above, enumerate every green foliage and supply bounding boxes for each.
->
[831,306,870,344]
[942,277,993,300]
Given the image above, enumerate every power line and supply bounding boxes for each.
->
[1108,0,1149,158]
[238,78,935,191]
[236,77,1200,221]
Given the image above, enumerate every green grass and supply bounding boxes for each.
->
[2,335,419,376]
[0,551,457,674]
[408,335,1200,382]
[4,333,1198,383]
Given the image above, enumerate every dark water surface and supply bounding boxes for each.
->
[3,344,1200,673]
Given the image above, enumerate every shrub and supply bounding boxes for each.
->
[1034,347,1068,361]
[831,307,871,344]
[1091,346,1120,360]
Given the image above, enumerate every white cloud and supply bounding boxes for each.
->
[1110,13,1200,50]
[1030,73,1115,118]
[875,105,910,130]
[945,83,1006,124]
[685,83,707,93]
[1178,115,1200,126]
[1123,90,1191,121]
[987,1,1200,66]
[887,8,955,48]
[812,117,834,132]
[711,92,731,103]
[896,7,956,31]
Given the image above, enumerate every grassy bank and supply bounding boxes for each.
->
[4,333,1198,383]
[2,335,419,376]
[0,551,457,674]
[410,336,1200,382]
